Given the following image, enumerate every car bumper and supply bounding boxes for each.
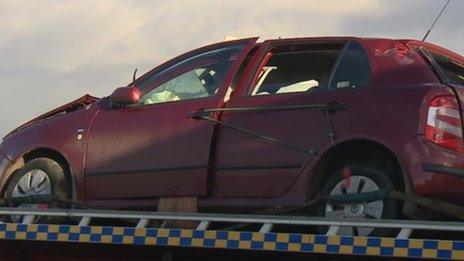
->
[401,135,464,204]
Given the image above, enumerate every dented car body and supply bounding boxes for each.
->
[0,36,464,220]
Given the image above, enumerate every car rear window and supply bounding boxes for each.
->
[428,51,464,86]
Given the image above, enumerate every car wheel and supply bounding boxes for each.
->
[316,163,399,237]
[4,158,70,223]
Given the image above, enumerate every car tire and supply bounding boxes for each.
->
[4,158,70,223]
[315,163,400,237]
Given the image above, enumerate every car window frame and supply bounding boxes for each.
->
[138,59,221,107]
[137,47,245,107]
[242,39,371,98]
[326,41,372,91]
[418,47,464,87]
[118,38,258,108]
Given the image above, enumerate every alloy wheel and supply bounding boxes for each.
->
[324,175,384,236]
[9,169,52,222]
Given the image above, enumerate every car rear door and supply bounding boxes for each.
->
[212,39,372,198]
[84,38,257,200]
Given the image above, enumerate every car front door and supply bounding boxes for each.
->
[84,38,257,200]
[212,39,372,198]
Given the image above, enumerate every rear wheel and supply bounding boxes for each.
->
[316,163,400,237]
[4,158,70,223]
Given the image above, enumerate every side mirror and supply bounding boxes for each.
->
[110,87,141,106]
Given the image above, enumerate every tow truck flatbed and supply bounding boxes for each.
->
[0,208,463,260]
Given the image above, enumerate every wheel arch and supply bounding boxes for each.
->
[1,147,74,198]
[309,139,409,199]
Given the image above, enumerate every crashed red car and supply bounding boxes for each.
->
[1,37,464,236]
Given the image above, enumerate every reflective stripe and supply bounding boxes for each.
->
[0,223,463,259]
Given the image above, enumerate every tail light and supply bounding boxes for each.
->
[425,94,464,152]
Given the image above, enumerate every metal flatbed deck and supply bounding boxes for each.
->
[0,208,463,260]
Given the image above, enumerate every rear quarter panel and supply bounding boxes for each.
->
[299,39,448,200]
[308,39,452,196]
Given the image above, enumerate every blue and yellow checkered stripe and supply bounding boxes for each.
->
[0,223,463,259]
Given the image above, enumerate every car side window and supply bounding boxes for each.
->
[141,65,217,105]
[249,42,345,96]
[138,45,244,105]
[328,41,370,89]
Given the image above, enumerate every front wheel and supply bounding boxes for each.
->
[316,163,400,237]
[4,158,70,223]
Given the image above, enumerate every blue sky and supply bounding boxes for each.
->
[0,0,463,137]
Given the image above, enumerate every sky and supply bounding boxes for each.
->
[0,0,463,137]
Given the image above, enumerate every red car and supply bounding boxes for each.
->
[1,37,464,236]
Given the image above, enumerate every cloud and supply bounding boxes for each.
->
[0,0,462,136]
[338,0,464,53]
[0,0,384,73]
[0,1,152,73]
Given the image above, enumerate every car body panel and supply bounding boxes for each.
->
[84,97,218,199]
[3,94,99,141]
[1,36,464,211]
[0,103,100,199]
[401,135,464,204]
[212,37,438,200]
[84,38,258,199]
